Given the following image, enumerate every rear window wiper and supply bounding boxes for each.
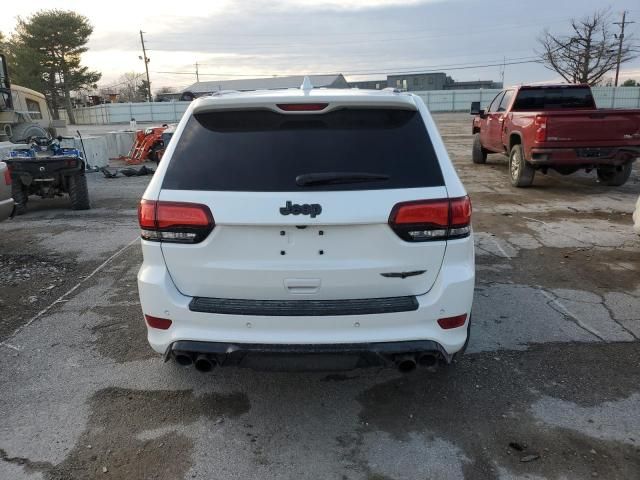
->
[296,172,390,187]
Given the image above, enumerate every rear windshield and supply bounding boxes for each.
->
[162,108,444,191]
[512,88,595,110]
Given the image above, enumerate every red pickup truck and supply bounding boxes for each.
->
[471,84,640,187]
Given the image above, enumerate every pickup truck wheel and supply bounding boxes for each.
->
[597,162,632,186]
[68,173,91,210]
[509,144,535,187]
[472,133,487,164]
[11,182,28,215]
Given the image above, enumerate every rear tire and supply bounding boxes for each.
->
[509,143,535,187]
[597,162,632,186]
[472,133,487,164]
[11,182,28,215]
[68,173,91,210]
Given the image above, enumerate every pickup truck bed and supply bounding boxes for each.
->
[471,84,640,187]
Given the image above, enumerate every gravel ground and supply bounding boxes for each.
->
[0,112,639,480]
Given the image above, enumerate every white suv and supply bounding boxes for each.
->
[137,82,474,372]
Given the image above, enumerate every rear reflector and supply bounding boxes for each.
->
[3,168,10,186]
[144,314,172,330]
[276,103,328,112]
[437,314,467,329]
[389,196,471,241]
[138,200,214,243]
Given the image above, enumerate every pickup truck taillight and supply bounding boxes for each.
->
[138,199,214,244]
[389,196,472,242]
[3,168,10,186]
[534,115,548,143]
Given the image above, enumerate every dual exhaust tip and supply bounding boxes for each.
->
[395,353,439,373]
[174,351,217,372]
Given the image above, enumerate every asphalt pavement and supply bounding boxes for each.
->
[1,113,639,480]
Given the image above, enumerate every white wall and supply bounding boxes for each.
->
[59,101,190,125]
[60,87,640,124]
[413,86,640,112]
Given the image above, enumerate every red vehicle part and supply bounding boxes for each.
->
[470,84,640,187]
[122,126,167,165]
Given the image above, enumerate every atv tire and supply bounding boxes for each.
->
[68,173,91,210]
[11,182,28,215]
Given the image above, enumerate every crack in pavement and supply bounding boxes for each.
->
[537,287,605,341]
[0,447,53,472]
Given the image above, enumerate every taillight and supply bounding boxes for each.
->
[534,115,547,143]
[144,314,172,330]
[3,168,10,186]
[276,103,328,111]
[389,196,471,242]
[437,314,467,329]
[138,199,214,243]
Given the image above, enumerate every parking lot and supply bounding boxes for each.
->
[1,112,639,479]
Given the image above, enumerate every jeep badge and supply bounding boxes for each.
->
[279,201,322,218]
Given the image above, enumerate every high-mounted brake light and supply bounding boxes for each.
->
[534,115,547,143]
[138,199,214,243]
[389,196,471,242]
[3,168,10,186]
[276,103,328,112]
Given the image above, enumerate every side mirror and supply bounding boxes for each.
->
[470,101,484,116]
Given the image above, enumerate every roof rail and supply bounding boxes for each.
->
[383,87,402,93]
[209,90,240,97]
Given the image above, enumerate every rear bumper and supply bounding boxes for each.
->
[167,339,453,370]
[137,236,475,360]
[0,196,15,222]
[529,146,640,166]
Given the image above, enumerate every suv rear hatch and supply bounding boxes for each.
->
[154,102,457,301]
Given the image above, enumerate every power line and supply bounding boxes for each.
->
[152,58,541,80]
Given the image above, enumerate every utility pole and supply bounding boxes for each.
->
[500,56,506,86]
[139,30,152,102]
[195,62,200,82]
[613,11,634,87]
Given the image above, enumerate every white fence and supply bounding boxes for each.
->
[60,101,191,125]
[414,86,640,112]
[62,86,640,124]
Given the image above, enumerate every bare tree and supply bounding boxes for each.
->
[537,9,637,85]
[115,72,145,102]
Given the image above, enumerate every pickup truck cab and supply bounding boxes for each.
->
[471,84,640,187]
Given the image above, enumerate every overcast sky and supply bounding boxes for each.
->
[2,0,639,92]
